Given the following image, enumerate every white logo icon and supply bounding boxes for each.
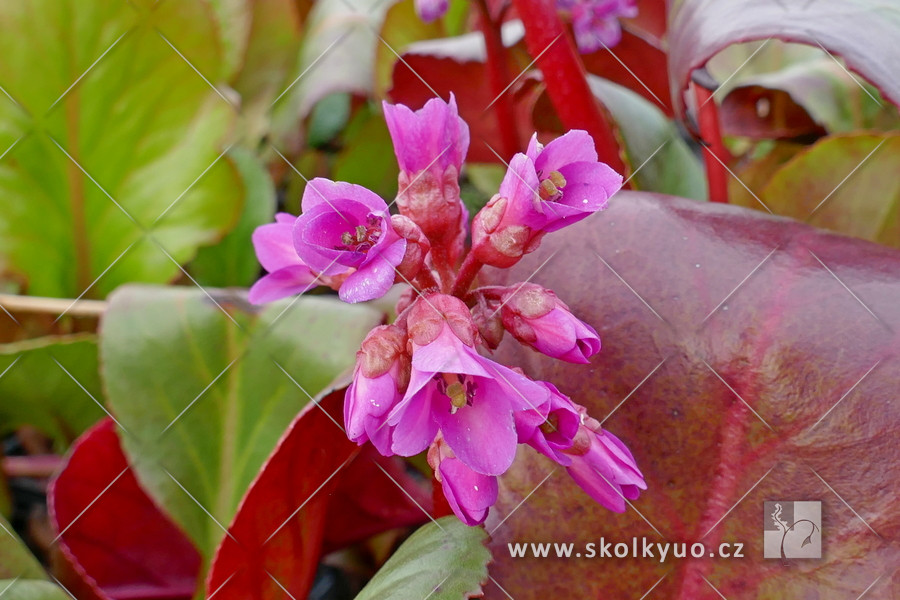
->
[763,501,821,559]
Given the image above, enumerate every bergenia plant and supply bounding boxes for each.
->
[250,95,645,526]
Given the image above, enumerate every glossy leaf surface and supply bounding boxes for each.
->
[484,191,900,599]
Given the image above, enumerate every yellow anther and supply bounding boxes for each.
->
[548,171,567,189]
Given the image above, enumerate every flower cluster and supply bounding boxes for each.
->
[250,95,645,526]
[414,0,637,54]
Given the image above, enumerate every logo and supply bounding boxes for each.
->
[763,501,821,559]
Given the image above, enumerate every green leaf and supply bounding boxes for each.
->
[354,517,490,600]
[0,335,105,449]
[216,0,306,144]
[0,515,45,579]
[0,581,69,600]
[190,148,276,287]
[307,93,352,148]
[333,105,399,201]
[587,76,707,201]
[101,285,382,558]
[0,0,241,298]
[758,133,900,248]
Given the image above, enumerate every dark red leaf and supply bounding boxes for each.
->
[668,0,900,120]
[322,446,432,554]
[484,192,900,598]
[581,30,673,116]
[720,85,827,140]
[205,387,359,599]
[623,0,667,44]
[49,419,201,600]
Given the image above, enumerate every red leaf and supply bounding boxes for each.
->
[668,0,900,120]
[48,418,201,600]
[719,85,827,140]
[389,41,533,163]
[484,192,900,598]
[581,30,673,117]
[623,0,668,43]
[205,387,359,599]
[322,446,432,554]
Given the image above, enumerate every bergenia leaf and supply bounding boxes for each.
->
[0,0,242,297]
[205,386,357,599]
[485,191,900,598]
[100,285,382,559]
[0,335,104,449]
[49,418,200,600]
[668,0,900,121]
[353,517,491,600]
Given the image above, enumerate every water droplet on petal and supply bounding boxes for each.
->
[695,264,701,268]
[474,485,479,491]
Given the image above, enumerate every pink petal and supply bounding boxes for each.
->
[439,458,498,526]
[248,266,319,305]
[533,130,598,174]
[411,329,492,377]
[414,0,449,23]
[252,220,300,272]
[300,178,387,215]
[389,384,439,457]
[338,238,406,303]
[434,384,518,476]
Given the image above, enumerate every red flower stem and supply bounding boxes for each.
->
[414,267,441,292]
[431,246,456,294]
[511,0,627,176]
[451,253,484,297]
[476,0,519,158]
[693,83,731,203]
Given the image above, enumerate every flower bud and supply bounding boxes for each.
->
[344,324,410,456]
[501,284,600,364]
[390,214,430,282]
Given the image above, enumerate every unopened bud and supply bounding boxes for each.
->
[391,214,430,282]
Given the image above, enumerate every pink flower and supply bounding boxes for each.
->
[293,179,406,303]
[248,213,329,304]
[500,283,601,363]
[559,0,638,54]
[429,436,498,526]
[515,382,581,466]
[415,0,449,23]
[345,325,410,455]
[383,95,469,258]
[565,416,646,512]
[387,294,550,476]
[471,130,622,267]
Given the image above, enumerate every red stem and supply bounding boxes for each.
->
[693,83,731,203]
[511,0,627,176]
[451,253,484,298]
[414,267,441,293]
[477,0,520,158]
